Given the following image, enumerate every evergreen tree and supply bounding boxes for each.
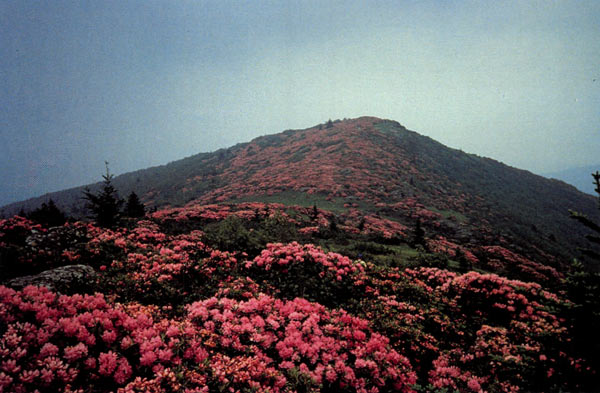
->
[357,217,366,231]
[124,191,146,218]
[83,162,124,228]
[569,171,600,260]
[329,214,338,232]
[412,218,426,248]
[27,199,67,227]
[565,170,600,386]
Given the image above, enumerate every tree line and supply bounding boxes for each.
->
[21,162,146,228]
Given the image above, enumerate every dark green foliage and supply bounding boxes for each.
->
[203,216,255,254]
[124,192,145,218]
[202,213,299,258]
[561,260,600,387]
[569,171,600,266]
[26,199,67,227]
[563,170,600,387]
[413,247,449,269]
[329,215,338,232]
[0,223,90,281]
[82,163,124,228]
[456,248,473,272]
[412,218,426,248]
[333,241,395,265]
[357,217,366,231]
[325,119,333,129]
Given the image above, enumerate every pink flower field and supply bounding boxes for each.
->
[0,201,597,392]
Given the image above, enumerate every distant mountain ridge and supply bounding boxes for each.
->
[2,116,598,264]
[544,164,600,195]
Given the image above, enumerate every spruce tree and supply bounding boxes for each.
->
[124,191,146,218]
[565,170,600,386]
[27,199,66,227]
[569,171,600,260]
[412,218,426,248]
[83,162,124,228]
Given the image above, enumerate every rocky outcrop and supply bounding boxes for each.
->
[5,264,96,293]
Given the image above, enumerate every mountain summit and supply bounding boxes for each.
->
[3,117,598,264]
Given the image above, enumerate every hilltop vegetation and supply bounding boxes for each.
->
[3,118,597,266]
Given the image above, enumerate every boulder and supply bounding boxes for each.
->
[5,264,96,293]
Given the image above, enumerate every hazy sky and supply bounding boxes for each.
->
[1,0,599,205]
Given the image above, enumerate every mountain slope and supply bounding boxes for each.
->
[544,164,599,195]
[2,117,598,265]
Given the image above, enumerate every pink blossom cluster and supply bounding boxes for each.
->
[246,242,364,280]
[479,245,562,284]
[427,236,479,264]
[93,225,211,292]
[0,284,420,393]
[186,294,417,392]
[151,202,293,225]
[0,216,43,245]
[0,217,88,274]
[344,209,408,239]
[401,267,578,390]
[404,267,459,292]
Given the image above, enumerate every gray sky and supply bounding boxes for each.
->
[1,0,599,206]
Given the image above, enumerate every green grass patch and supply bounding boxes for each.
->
[427,207,468,223]
[229,191,370,214]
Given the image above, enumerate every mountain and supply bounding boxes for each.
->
[544,164,599,195]
[2,116,600,392]
[2,117,598,266]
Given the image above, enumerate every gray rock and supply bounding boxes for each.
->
[5,264,96,293]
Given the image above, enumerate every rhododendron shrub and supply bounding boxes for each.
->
[186,294,417,393]
[0,217,89,281]
[404,267,586,391]
[475,245,562,285]
[0,285,140,392]
[245,242,365,308]
[0,285,420,393]
[96,228,219,307]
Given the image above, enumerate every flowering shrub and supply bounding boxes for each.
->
[245,242,365,308]
[426,236,479,266]
[0,218,89,280]
[186,294,417,393]
[402,267,585,391]
[477,245,562,284]
[0,216,43,245]
[0,285,419,393]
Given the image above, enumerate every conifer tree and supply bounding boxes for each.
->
[565,170,600,386]
[124,191,146,218]
[27,199,66,227]
[412,218,426,248]
[312,204,319,220]
[569,171,600,260]
[83,162,124,228]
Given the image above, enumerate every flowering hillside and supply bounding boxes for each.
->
[4,117,598,271]
[0,200,597,392]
